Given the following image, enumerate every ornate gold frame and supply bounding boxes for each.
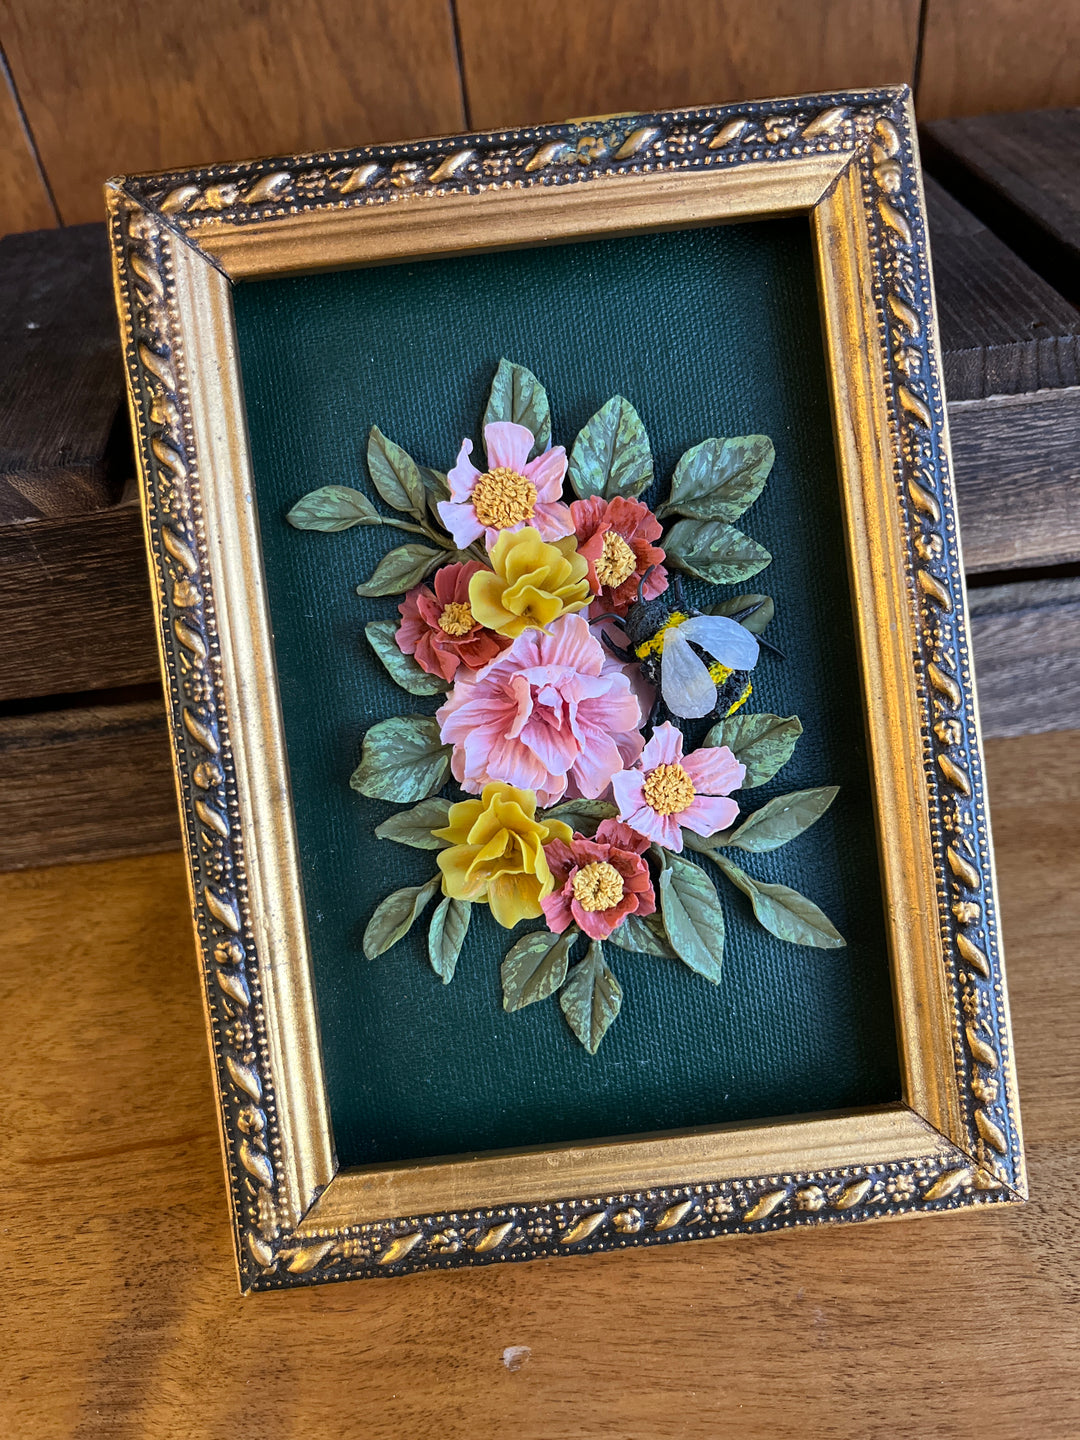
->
[108,85,1025,1292]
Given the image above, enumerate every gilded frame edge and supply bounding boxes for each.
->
[107,84,1025,1293]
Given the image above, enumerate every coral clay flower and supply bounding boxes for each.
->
[571,494,668,618]
[438,421,573,549]
[468,527,592,640]
[542,818,656,941]
[611,722,745,852]
[437,613,643,807]
[395,561,508,683]
[434,782,573,929]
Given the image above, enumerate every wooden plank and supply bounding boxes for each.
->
[917,0,1080,121]
[2,728,1078,1436]
[0,0,466,226]
[455,0,921,130]
[969,578,1080,739]
[0,698,177,868]
[922,108,1080,305]
[0,223,128,521]
[925,176,1080,400]
[0,49,55,234]
[951,389,1080,572]
[0,502,157,700]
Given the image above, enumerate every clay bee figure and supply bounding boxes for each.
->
[597,571,780,727]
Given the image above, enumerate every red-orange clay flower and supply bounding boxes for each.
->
[541,818,656,941]
[570,495,668,618]
[396,561,508,683]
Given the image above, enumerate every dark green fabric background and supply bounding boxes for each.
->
[232,219,901,1169]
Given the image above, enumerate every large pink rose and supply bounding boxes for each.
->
[436,614,643,806]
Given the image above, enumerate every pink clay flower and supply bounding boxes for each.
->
[610,722,745,852]
[436,613,643,807]
[437,421,573,549]
[542,819,657,941]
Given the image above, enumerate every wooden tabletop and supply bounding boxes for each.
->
[3,728,1079,1439]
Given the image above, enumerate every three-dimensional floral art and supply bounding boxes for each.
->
[288,360,845,1052]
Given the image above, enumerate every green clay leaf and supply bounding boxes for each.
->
[713,854,846,948]
[355,544,444,597]
[559,940,622,1053]
[365,620,449,697]
[501,927,576,1012]
[363,876,441,959]
[428,896,471,983]
[608,909,678,959]
[726,786,839,852]
[540,798,617,835]
[708,592,775,634]
[659,435,775,521]
[374,796,453,849]
[367,426,426,517]
[658,854,725,984]
[703,712,803,788]
[483,359,552,458]
[568,395,653,501]
[350,716,450,802]
[662,519,772,586]
[286,485,383,531]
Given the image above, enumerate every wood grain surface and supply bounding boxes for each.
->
[0,0,466,225]
[1,728,1077,1439]
[917,0,1080,119]
[454,0,921,130]
[923,108,1080,306]
[0,47,54,234]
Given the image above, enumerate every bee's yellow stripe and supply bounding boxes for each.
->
[633,612,690,660]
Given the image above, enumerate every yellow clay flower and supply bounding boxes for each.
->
[434,782,573,929]
[468,526,592,639]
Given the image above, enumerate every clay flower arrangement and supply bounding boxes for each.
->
[288,360,844,1053]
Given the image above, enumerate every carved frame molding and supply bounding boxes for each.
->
[107,85,1025,1292]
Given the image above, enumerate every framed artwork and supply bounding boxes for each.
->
[109,84,1025,1292]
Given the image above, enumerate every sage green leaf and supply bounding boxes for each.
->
[658,855,724,984]
[419,465,450,497]
[355,543,443,597]
[714,854,846,948]
[367,426,426,517]
[608,910,677,959]
[541,798,617,834]
[350,716,450,801]
[726,786,839,852]
[708,592,775,634]
[559,940,622,1053]
[663,519,772,586]
[363,876,441,959]
[703,712,803,787]
[659,435,775,521]
[365,620,449,696]
[501,928,576,1012]
[286,485,383,531]
[483,359,552,458]
[374,796,453,849]
[568,395,653,500]
[428,896,470,983]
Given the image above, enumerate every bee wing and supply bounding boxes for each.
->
[661,625,719,719]
[678,614,761,671]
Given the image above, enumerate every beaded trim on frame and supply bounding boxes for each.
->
[107,85,1024,1291]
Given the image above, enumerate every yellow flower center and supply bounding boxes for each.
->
[643,762,696,816]
[471,467,537,529]
[594,530,637,588]
[437,600,474,636]
[571,861,625,912]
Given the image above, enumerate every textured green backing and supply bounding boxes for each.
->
[232,219,902,1169]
